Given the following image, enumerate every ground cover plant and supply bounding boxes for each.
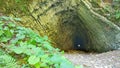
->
[0,16,82,68]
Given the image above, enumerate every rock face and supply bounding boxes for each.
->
[0,0,120,52]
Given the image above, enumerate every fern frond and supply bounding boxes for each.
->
[0,54,20,68]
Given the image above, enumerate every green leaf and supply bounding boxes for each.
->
[27,39,37,45]
[1,16,10,20]
[0,21,2,24]
[10,38,19,44]
[10,30,14,34]
[0,37,11,42]
[28,56,40,65]
[40,63,47,67]
[61,50,64,54]
[35,37,44,43]
[43,41,53,50]
[8,22,16,27]
[43,36,48,40]
[0,22,4,30]
[60,61,74,68]
[16,34,25,40]
[12,47,23,54]
[75,65,83,68]
[0,30,13,42]
[54,64,60,68]
[115,13,120,19]
[14,18,21,21]
[4,30,13,38]
[40,55,49,63]
[0,30,4,36]
[3,27,9,30]
[35,63,40,68]
[17,26,25,30]
[50,54,63,63]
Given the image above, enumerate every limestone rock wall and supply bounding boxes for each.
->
[0,0,120,52]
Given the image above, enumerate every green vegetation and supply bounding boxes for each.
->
[1,0,119,68]
[0,0,29,15]
[0,16,80,68]
[104,0,120,23]
[112,0,120,21]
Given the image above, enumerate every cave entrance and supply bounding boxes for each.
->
[71,16,89,51]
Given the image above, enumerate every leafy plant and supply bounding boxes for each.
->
[114,10,120,19]
[0,16,79,68]
[0,49,20,68]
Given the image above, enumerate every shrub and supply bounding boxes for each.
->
[0,16,76,68]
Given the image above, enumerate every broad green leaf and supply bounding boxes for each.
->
[61,50,65,54]
[28,56,40,65]
[8,22,16,27]
[115,13,120,19]
[1,16,10,20]
[54,64,60,68]
[60,61,74,68]
[40,63,47,67]
[25,28,37,38]
[0,49,5,55]
[40,55,49,64]
[14,18,21,21]
[17,26,25,30]
[0,22,4,30]
[50,54,63,63]
[10,30,14,34]
[12,47,23,54]
[43,36,48,40]
[0,30,4,36]
[55,48,61,52]
[4,30,13,38]
[24,49,32,55]
[37,50,45,57]
[35,63,40,68]
[35,37,44,43]
[43,41,53,50]
[0,37,11,42]
[3,27,9,30]
[27,39,36,45]
[16,34,25,40]
[10,38,19,44]
[0,21,2,24]
[0,25,3,30]
[30,47,41,56]
[75,65,83,68]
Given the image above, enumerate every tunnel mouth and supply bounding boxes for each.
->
[57,11,91,52]
[72,29,89,52]
[73,35,87,51]
[71,16,89,52]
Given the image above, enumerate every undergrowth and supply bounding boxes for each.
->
[0,16,82,68]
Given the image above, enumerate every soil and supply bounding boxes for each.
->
[64,50,120,68]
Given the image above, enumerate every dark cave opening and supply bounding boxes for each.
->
[72,28,89,52]
[73,35,86,50]
[59,12,90,52]
[71,16,89,51]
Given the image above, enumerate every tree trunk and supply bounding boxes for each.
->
[1,0,120,52]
